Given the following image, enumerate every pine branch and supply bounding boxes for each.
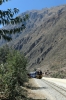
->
[0,0,29,41]
[0,24,26,41]
[0,14,29,41]
[0,8,20,25]
[0,9,29,25]
[0,0,10,5]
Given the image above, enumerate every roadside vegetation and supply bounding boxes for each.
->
[0,0,30,99]
[51,71,66,78]
[0,45,29,100]
[50,65,66,78]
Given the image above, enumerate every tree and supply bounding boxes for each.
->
[0,0,29,41]
[0,47,28,100]
[5,50,28,100]
[0,45,10,64]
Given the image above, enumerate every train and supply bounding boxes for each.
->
[27,70,42,79]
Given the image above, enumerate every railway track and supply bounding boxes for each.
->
[42,79,66,98]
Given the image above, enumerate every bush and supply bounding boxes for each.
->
[0,47,28,100]
[51,71,65,78]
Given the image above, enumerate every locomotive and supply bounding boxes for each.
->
[36,70,42,79]
[27,70,42,79]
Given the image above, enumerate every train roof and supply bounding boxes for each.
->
[29,71,36,74]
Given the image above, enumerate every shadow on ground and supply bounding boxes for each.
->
[27,85,47,90]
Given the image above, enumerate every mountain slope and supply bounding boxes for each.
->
[1,5,66,76]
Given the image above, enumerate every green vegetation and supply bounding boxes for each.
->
[0,0,29,41]
[0,46,28,100]
[0,0,29,97]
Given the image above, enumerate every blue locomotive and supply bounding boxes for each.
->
[28,70,42,79]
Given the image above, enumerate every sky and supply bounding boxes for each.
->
[0,0,66,15]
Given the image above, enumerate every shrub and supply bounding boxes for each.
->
[0,47,28,100]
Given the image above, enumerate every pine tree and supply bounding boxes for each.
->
[0,0,29,41]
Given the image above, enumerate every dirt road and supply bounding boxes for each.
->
[28,77,66,100]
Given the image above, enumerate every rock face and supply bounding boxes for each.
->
[0,5,66,72]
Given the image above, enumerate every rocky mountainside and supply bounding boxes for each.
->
[1,5,66,76]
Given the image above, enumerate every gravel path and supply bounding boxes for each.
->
[27,79,46,99]
[33,77,66,100]
[42,77,66,88]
